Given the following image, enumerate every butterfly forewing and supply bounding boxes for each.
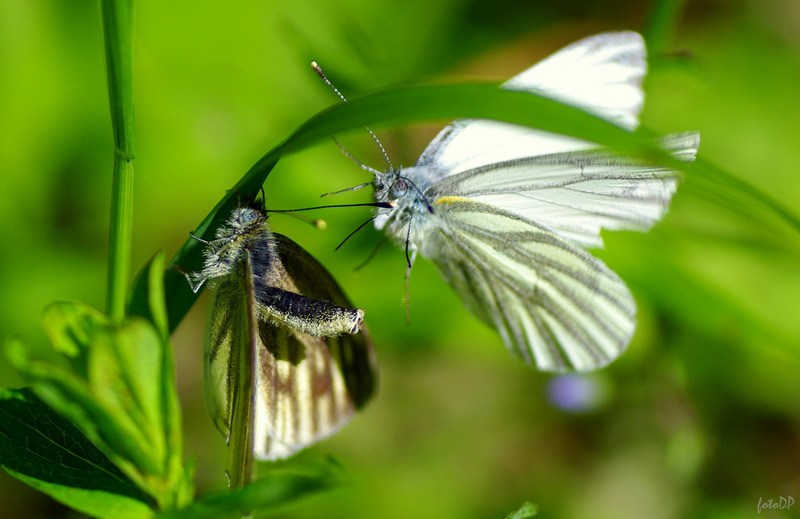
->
[503,31,646,129]
[203,253,259,487]
[426,132,699,248]
[416,31,647,177]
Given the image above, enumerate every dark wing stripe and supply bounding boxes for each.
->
[444,202,634,319]
[446,230,612,369]
[440,235,569,368]
[447,232,625,369]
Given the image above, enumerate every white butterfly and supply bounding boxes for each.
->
[366,31,699,372]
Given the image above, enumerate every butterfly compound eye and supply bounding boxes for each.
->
[237,208,260,224]
[390,178,408,199]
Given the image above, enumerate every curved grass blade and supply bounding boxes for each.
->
[127,81,798,331]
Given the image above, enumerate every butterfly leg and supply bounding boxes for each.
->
[403,246,418,322]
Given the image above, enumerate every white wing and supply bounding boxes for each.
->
[416,31,647,177]
[426,132,699,248]
[420,198,636,372]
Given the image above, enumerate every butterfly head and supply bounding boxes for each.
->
[372,167,398,204]
[219,206,269,239]
[372,166,435,243]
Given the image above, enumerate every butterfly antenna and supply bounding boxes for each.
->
[368,128,393,171]
[311,61,347,103]
[320,138,385,197]
[321,182,373,197]
[335,216,377,251]
[332,137,384,176]
[267,202,394,213]
[311,61,393,170]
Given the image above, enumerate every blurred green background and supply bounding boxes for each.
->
[2,0,800,517]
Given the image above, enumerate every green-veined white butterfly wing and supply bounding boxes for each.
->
[203,251,257,447]
[201,209,377,463]
[416,31,647,177]
[251,234,377,460]
[422,198,634,371]
[425,132,699,248]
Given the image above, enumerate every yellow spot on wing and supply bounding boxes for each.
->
[434,196,472,206]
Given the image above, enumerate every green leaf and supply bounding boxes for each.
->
[32,304,164,478]
[8,468,154,519]
[128,252,170,341]
[502,502,539,519]
[40,300,107,376]
[91,318,167,474]
[157,460,345,519]
[140,252,191,506]
[6,334,156,482]
[128,252,192,507]
[688,158,800,241]
[174,457,197,511]
[0,388,152,514]
[9,296,189,510]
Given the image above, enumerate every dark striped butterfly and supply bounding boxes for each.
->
[188,203,376,480]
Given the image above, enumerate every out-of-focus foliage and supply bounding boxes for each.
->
[1,0,799,518]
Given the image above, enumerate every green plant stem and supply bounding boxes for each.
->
[107,157,135,322]
[100,0,136,322]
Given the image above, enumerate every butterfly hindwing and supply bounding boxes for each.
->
[273,234,377,410]
[203,251,259,487]
[251,233,377,459]
[424,198,635,371]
